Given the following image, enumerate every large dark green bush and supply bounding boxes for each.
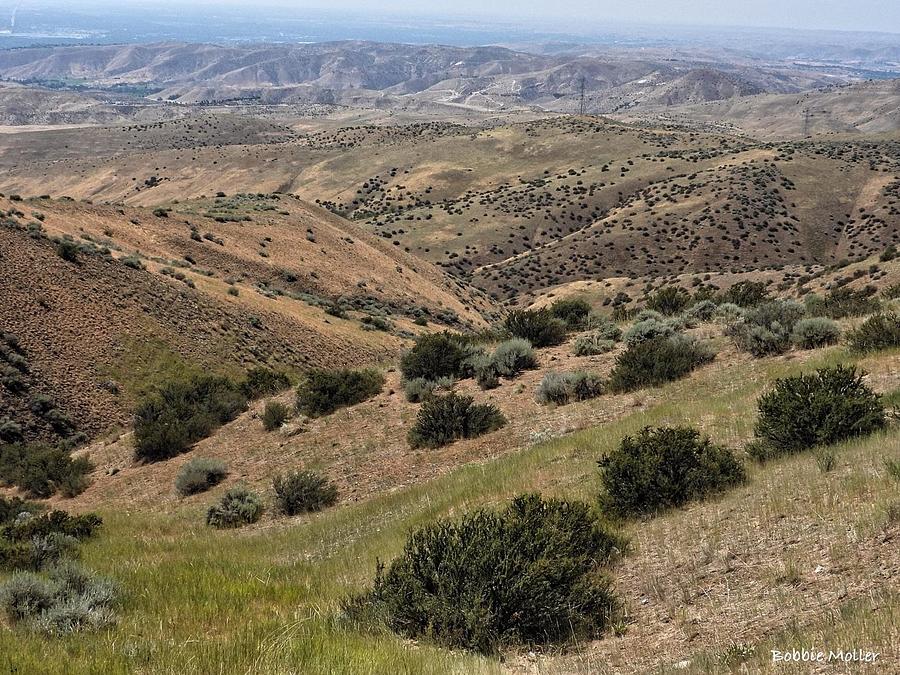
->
[755,366,885,458]
[805,286,880,319]
[206,486,263,528]
[549,298,592,328]
[296,368,384,417]
[133,375,247,462]
[407,393,506,448]
[240,367,291,400]
[400,332,479,382]
[0,444,92,498]
[645,286,691,316]
[174,457,228,496]
[598,427,746,517]
[719,281,770,307]
[273,471,338,515]
[504,309,567,348]
[608,335,714,393]
[347,494,620,653]
[847,312,900,353]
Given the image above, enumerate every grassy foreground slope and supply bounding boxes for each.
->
[2,345,897,674]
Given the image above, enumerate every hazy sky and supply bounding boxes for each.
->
[178,0,900,34]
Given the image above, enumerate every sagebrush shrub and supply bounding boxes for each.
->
[175,457,227,496]
[792,317,841,349]
[504,309,567,348]
[685,299,718,322]
[296,368,384,417]
[206,486,263,528]
[754,366,885,458]
[346,494,620,653]
[573,333,616,356]
[0,561,119,635]
[623,317,674,345]
[133,375,247,462]
[584,315,622,341]
[262,401,290,431]
[407,393,505,448]
[489,338,537,377]
[403,376,454,403]
[727,299,805,357]
[847,312,900,353]
[273,471,338,515]
[609,335,713,393]
[536,371,604,405]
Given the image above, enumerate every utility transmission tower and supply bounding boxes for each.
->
[579,77,586,116]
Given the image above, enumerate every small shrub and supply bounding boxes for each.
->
[847,312,900,353]
[175,457,227,496]
[598,426,747,517]
[403,376,453,403]
[645,286,691,316]
[815,446,837,473]
[273,471,338,515]
[714,302,747,323]
[727,299,806,357]
[504,309,567,348]
[240,367,291,399]
[262,401,290,431]
[55,241,78,262]
[584,315,622,341]
[489,338,537,377]
[536,371,604,405]
[792,317,841,349]
[296,368,384,417]
[684,299,718,322]
[754,366,885,458]
[0,562,119,635]
[473,356,500,390]
[622,317,674,345]
[884,457,900,482]
[347,494,620,653]
[744,439,780,463]
[133,375,247,462]
[408,393,505,448]
[573,333,616,356]
[549,298,592,328]
[609,335,714,393]
[206,486,263,528]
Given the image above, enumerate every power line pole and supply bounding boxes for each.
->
[579,77,586,116]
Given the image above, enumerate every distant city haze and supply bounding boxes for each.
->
[28,0,900,34]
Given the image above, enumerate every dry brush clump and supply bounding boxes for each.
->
[273,471,338,515]
[174,457,228,496]
[206,486,264,529]
[536,371,605,406]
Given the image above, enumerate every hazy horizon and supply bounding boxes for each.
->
[17,0,900,36]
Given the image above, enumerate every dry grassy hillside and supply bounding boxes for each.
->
[1,114,896,304]
[0,194,493,439]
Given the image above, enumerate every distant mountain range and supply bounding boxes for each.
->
[0,41,861,111]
